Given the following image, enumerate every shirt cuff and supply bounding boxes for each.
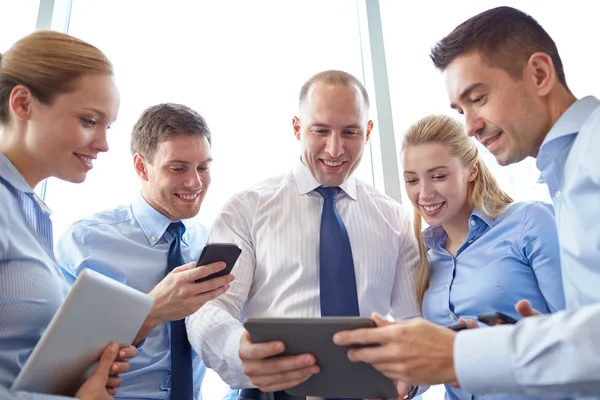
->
[454,325,517,394]
[225,325,253,389]
[135,338,146,350]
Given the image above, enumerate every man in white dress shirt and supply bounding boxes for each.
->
[186,70,420,400]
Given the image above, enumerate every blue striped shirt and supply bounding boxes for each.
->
[455,96,600,399]
[423,202,565,400]
[0,152,73,400]
[56,193,237,400]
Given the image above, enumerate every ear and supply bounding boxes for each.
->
[133,153,149,181]
[526,52,556,97]
[468,161,479,182]
[9,85,35,122]
[292,116,302,141]
[365,120,374,143]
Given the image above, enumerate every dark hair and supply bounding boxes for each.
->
[299,70,370,109]
[430,6,568,89]
[130,103,211,162]
[0,30,113,124]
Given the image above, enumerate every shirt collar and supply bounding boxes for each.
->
[0,152,34,194]
[471,207,496,228]
[292,159,357,200]
[0,152,53,215]
[537,96,600,174]
[422,207,495,250]
[132,192,192,247]
[541,96,600,146]
[422,224,446,250]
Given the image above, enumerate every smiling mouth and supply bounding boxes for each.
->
[481,133,502,148]
[321,160,344,167]
[175,193,200,201]
[420,202,445,212]
[74,153,94,168]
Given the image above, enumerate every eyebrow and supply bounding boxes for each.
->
[450,82,486,110]
[403,166,449,174]
[310,122,362,129]
[82,107,108,120]
[166,158,213,165]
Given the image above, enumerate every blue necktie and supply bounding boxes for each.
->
[167,222,193,400]
[316,187,359,317]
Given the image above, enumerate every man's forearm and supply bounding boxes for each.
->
[187,303,251,388]
[133,313,160,346]
[455,303,600,398]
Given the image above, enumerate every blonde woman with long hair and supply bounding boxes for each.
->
[401,114,565,400]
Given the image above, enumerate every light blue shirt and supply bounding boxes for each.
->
[454,96,600,399]
[0,152,74,400]
[423,202,565,400]
[56,193,220,400]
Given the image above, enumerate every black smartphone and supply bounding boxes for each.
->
[194,243,241,283]
[477,311,518,326]
[448,323,468,332]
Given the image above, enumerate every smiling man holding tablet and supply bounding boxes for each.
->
[186,70,421,400]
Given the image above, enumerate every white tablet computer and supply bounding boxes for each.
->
[12,268,154,396]
[244,317,398,399]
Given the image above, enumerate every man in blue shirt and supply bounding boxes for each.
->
[333,6,600,400]
[56,103,235,400]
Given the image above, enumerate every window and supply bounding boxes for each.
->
[44,1,375,397]
[0,0,40,51]
[45,0,377,238]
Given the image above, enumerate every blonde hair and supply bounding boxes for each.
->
[402,114,513,310]
[0,30,113,124]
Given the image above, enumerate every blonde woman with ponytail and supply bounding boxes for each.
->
[401,115,565,400]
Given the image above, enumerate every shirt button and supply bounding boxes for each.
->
[151,236,157,241]
[467,240,473,244]
[470,219,476,226]
[449,314,455,320]
[160,375,172,390]
[445,283,450,289]
[555,190,562,198]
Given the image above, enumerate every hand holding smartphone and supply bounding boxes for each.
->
[195,243,241,283]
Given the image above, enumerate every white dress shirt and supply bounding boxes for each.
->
[455,96,600,399]
[187,161,420,388]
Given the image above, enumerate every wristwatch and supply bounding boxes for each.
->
[403,385,419,399]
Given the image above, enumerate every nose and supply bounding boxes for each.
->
[324,133,344,158]
[184,170,203,191]
[464,110,485,138]
[419,180,436,202]
[93,128,109,153]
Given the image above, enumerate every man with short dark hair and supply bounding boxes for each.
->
[57,103,235,400]
[334,6,600,400]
